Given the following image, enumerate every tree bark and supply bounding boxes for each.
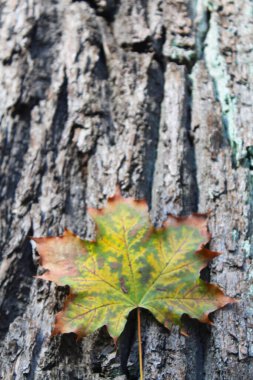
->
[0,0,252,379]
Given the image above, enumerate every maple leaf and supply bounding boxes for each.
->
[32,193,234,340]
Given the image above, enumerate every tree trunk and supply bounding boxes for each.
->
[0,0,252,379]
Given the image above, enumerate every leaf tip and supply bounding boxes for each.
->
[218,295,238,308]
[163,319,173,330]
[199,313,214,325]
[113,336,118,348]
[180,327,189,337]
[75,327,88,340]
[33,274,47,281]
[63,228,76,237]
[51,311,65,336]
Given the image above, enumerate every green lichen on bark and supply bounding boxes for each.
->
[204,11,242,162]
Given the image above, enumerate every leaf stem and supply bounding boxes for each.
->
[137,307,144,380]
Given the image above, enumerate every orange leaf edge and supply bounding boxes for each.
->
[199,283,237,325]
[52,293,89,338]
[164,213,211,245]
[88,190,147,219]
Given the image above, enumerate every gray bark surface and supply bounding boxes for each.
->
[0,0,252,379]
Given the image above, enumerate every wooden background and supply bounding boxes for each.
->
[0,0,252,379]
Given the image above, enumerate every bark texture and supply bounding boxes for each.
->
[0,0,252,379]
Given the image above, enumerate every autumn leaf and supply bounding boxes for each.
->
[32,193,234,340]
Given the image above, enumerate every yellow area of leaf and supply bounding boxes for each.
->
[32,193,235,339]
